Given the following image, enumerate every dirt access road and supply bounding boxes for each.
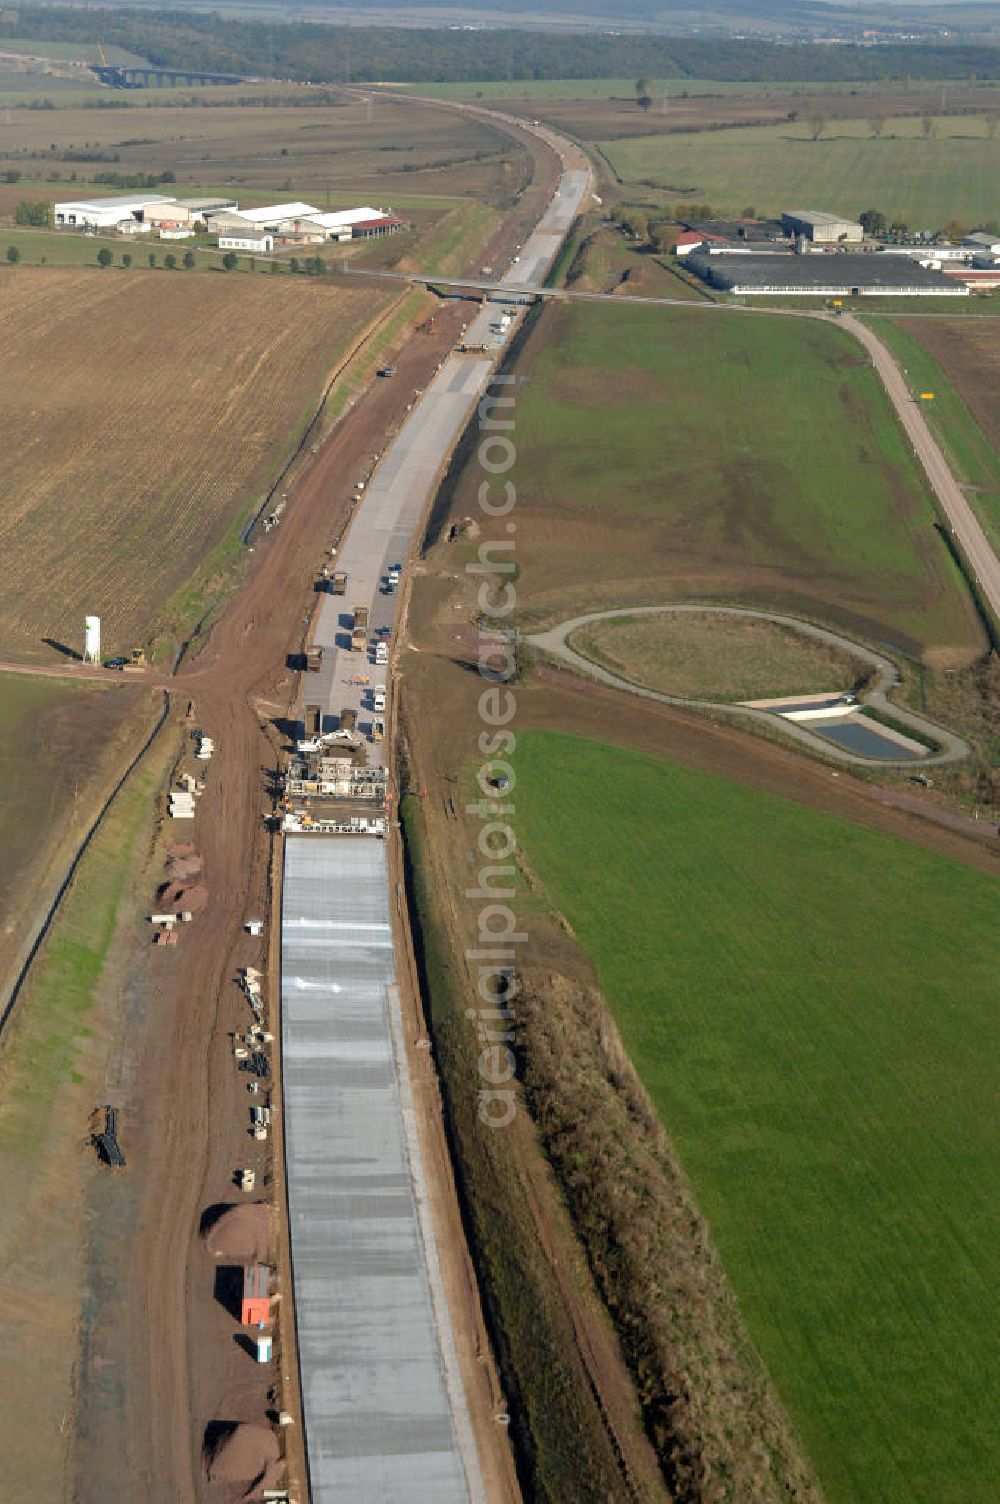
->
[68,304,506,1504]
[67,93,573,1504]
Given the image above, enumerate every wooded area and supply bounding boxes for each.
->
[4,6,1000,85]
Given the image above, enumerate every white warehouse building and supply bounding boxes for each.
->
[218,230,275,253]
[54,193,179,230]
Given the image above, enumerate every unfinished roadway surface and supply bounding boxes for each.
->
[281,839,478,1500]
[280,136,591,1502]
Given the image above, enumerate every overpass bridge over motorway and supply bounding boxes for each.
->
[341,261,709,310]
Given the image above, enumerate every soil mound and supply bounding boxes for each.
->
[202,1203,271,1263]
[159,881,210,912]
[205,1423,280,1493]
[165,850,204,881]
[447,515,479,542]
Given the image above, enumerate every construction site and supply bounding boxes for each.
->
[40,117,575,1504]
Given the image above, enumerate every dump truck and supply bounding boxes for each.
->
[372,718,385,742]
[305,645,323,672]
[331,571,348,595]
[353,605,369,630]
[351,625,366,652]
[340,707,358,734]
[304,703,322,738]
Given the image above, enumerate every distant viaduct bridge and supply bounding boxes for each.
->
[90,63,244,89]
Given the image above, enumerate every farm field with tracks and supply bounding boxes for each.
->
[0,266,392,661]
[513,728,1000,1504]
[0,673,158,999]
[456,301,983,661]
[867,316,1000,554]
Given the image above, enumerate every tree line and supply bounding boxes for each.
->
[3,6,1000,84]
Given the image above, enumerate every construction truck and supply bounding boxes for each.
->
[331,571,348,595]
[304,704,322,738]
[353,604,369,630]
[112,646,147,673]
[305,645,323,672]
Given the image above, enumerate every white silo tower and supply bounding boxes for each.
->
[83,615,101,665]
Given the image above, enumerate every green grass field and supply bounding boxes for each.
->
[409,78,914,101]
[2,227,227,270]
[0,37,146,63]
[602,115,1000,228]
[866,316,1000,555]
[513,729,1000,1504]
[503,302,982,657]
[571,610,866,700]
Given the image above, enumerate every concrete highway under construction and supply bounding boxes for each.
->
[279,134,591,1501]
[9,71,997,1504]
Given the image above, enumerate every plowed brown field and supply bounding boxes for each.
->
[902,316,1000,455]
[0,266,389,663]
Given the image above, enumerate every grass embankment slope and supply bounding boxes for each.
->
[866,316,1000,556]
[497,302,981,660]
[601,115,1000,227]
[401,792,632,1502]
[514,729,999,1504]
[0,265,390,663]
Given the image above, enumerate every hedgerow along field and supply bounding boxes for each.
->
[489,301,982,662]
[0,266,392,662]
[513,729,1000,1504]
[601,113,1000,228]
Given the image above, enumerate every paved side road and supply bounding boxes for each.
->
[832,314,1000,628]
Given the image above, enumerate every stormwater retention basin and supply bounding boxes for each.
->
[805,716,926,761]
